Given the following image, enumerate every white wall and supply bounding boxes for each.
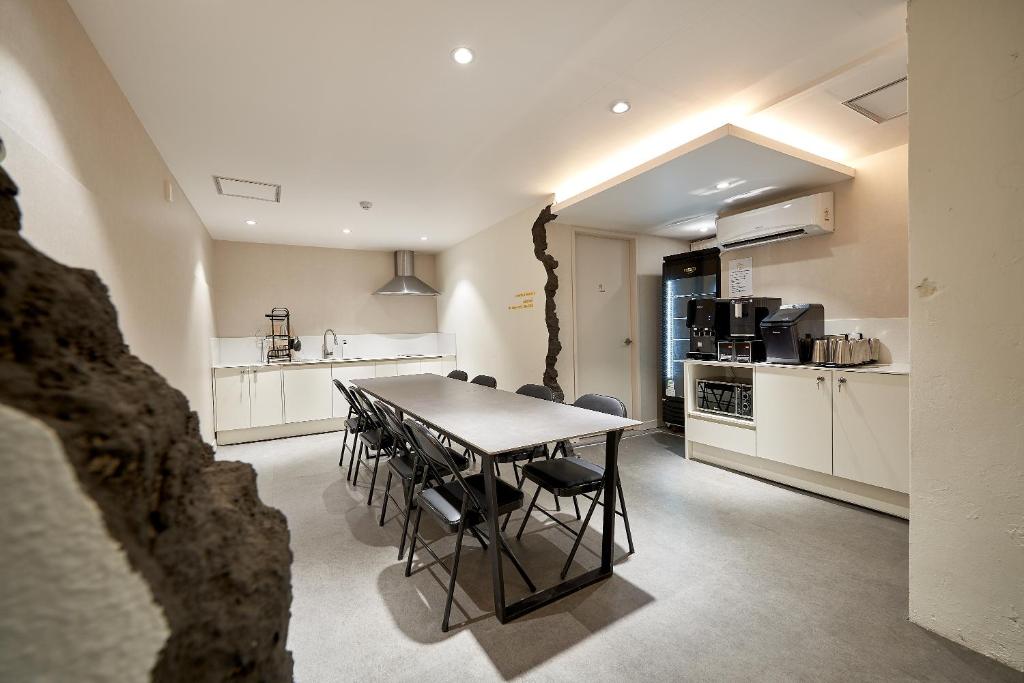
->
[212,240,438,337]
[435,202,551,390]
[0,405,168,681]
[0,0,218,442]
[907,0,1024,671]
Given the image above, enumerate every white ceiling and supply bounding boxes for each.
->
[68,0,907,252]
[552,125,854,236]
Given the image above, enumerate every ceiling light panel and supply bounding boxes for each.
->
[213,176,282,202]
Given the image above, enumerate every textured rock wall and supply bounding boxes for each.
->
[0,164,294,681]
[531,204,564,402]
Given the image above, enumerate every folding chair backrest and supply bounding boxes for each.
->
[516,383,554,401]
[403,418,482,509]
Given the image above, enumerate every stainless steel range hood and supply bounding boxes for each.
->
[374,250,439,296]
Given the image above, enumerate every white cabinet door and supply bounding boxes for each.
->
[833,372,910,493]
[755,367,833,474]
[250,366,283,428]
[213,367,251,432]
[420,359,444,376]
[282,364,333,423]
[374,361,398,378]
[395,359,422,376]
[331,362,374,418]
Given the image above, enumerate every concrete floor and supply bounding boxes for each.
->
[220,430,1019,682]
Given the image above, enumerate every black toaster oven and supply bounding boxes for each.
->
[696,378,754,421]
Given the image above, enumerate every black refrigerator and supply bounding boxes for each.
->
[661,247,721,428]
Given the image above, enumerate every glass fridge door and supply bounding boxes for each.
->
[664,273,719,401]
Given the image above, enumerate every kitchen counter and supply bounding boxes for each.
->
[212,353,454,370]
[684,359,910,375]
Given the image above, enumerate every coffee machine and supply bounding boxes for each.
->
[686,297,729,359]
[718,297,781,362]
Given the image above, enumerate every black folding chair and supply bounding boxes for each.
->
[446,370,468,381]
[348,386,395,505]
[372,401,470,560]
[515,393,636,579]
[332,379,367,468]
[470,374,497,388]
[403,419,536,632]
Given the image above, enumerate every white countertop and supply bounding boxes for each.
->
[212,353,454,370]
[685,359,910,376]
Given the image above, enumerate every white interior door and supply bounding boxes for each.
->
[574,234,633,416]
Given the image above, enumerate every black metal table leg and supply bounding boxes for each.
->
[600,429,620,572]
[497,428,623,622]
[481,453,507,623]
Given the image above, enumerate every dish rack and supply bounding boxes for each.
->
[264,307,293,363]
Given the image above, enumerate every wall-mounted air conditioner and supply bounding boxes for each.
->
[717,192,834,251]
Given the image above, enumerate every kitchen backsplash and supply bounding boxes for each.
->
[210,332,457,366]
[823,317,908,365]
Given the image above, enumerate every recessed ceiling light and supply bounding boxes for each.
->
[715,181,731,190]
[420,236,428,241]
[245,219,257,225]
[451,47,474,64]
[610,100,631,114]
[783,204,792,209]
[342,229,351,234]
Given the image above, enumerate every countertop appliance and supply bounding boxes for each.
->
[725,297,782,339]
[696,378,753,421]
[811,333,879,367]
[761,303,825,364]
[687,297,729,360]
[662,247,721,429]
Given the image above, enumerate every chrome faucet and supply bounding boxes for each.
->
[322,328,338,359]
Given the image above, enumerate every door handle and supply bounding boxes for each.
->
[624,338,633,346]
[816,376,825,386]
[837,377,847,392]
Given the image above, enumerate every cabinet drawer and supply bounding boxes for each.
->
[686,416,756,456]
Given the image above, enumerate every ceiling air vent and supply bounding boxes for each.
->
[213,175,282,202]
[843,76,908,123]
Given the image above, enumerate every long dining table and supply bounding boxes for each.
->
[351,373,640,623]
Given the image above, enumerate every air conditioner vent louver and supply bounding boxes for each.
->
[843,76,908,124]
[213,175,282,202]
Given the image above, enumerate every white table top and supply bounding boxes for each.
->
[352,374,640,455]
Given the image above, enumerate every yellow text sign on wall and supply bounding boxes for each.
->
[508,290,535,311]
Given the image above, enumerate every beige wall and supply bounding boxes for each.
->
[436,202,551,390]
[719,144,908,319]
[212,241,438,337]
[0,0,218,442]
[907,0,1024,671]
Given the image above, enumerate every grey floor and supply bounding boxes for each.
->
[220,430,1020,682]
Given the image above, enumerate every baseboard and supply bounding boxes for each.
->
[688,441,909,519]
[216,418,347,446]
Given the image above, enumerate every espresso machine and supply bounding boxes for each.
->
[718,296,781,362]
